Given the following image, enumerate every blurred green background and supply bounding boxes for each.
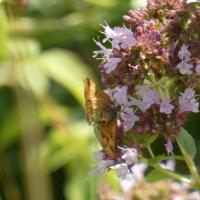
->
[1,0,200,200]
[0,0,147,200]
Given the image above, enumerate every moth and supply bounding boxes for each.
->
[84,78,117,159]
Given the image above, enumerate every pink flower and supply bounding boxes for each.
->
[159,99,174,114]
[178,44,191,61]
[105,86,139,131]
[131,163,147,181]
[93,40,112,58]
[119,163,147,192]
[165,139,173,154]
[120,108,139,132]
[102,24,136,50]
[195,64,200,75]
[120,147,138,165]
[119,174,136,193]
[105,85,128,105]
[89,151,114,176]
[110,163,129,178]
[113,85,128,105]
[135,86,160,112]
[176,61,193,75]
[104,57,121,73]
[179,88,199,114]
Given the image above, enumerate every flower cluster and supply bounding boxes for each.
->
[93,0,200,155]
[98,179,200,200]
[90,147,146,180]
[89,1,200,198]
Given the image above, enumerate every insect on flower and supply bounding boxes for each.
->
[84,78,118,159]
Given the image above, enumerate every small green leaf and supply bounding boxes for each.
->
[148,155,166,165]
[176,127,196,159]
[146,169,171,182]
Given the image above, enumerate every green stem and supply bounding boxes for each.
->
[147,145,155,158]
[147,143,191,185]
[157,167,191,184]
[177,141,200,190]
[149,70,165,99]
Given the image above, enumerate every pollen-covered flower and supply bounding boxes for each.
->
[159,99,174,114]
[179,88,199,114]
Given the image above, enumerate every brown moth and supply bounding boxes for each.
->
[84,78,117,159]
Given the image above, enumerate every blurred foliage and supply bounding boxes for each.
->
[0,0,147,200]
[1,0,200,200]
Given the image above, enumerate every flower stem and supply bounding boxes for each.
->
[177,141,200,190]
[147,145,155,158]
[157,167,191,184]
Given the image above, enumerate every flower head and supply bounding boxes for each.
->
[89,151,114,176]
[178,44,191,61]
[93,40,112,58]
[110,163,129,179]
[176,61,193,75]
[179,88,199,114]
[159,99,174,114]
[136,86,160,112]
[195,64,200,75]
[120,107,139,132]
[121,147,138,165]
[102,24,136,50]
[104,57,121,73]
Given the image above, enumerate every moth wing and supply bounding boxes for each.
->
[94,119,117,159]
[84,78,112,124]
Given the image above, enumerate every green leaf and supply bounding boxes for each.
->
[37,49,93,106]
[146,169,172,182]
[176,127,197,159]
[148,155,166,165]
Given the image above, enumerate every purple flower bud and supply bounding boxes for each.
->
[165,139,173,154]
